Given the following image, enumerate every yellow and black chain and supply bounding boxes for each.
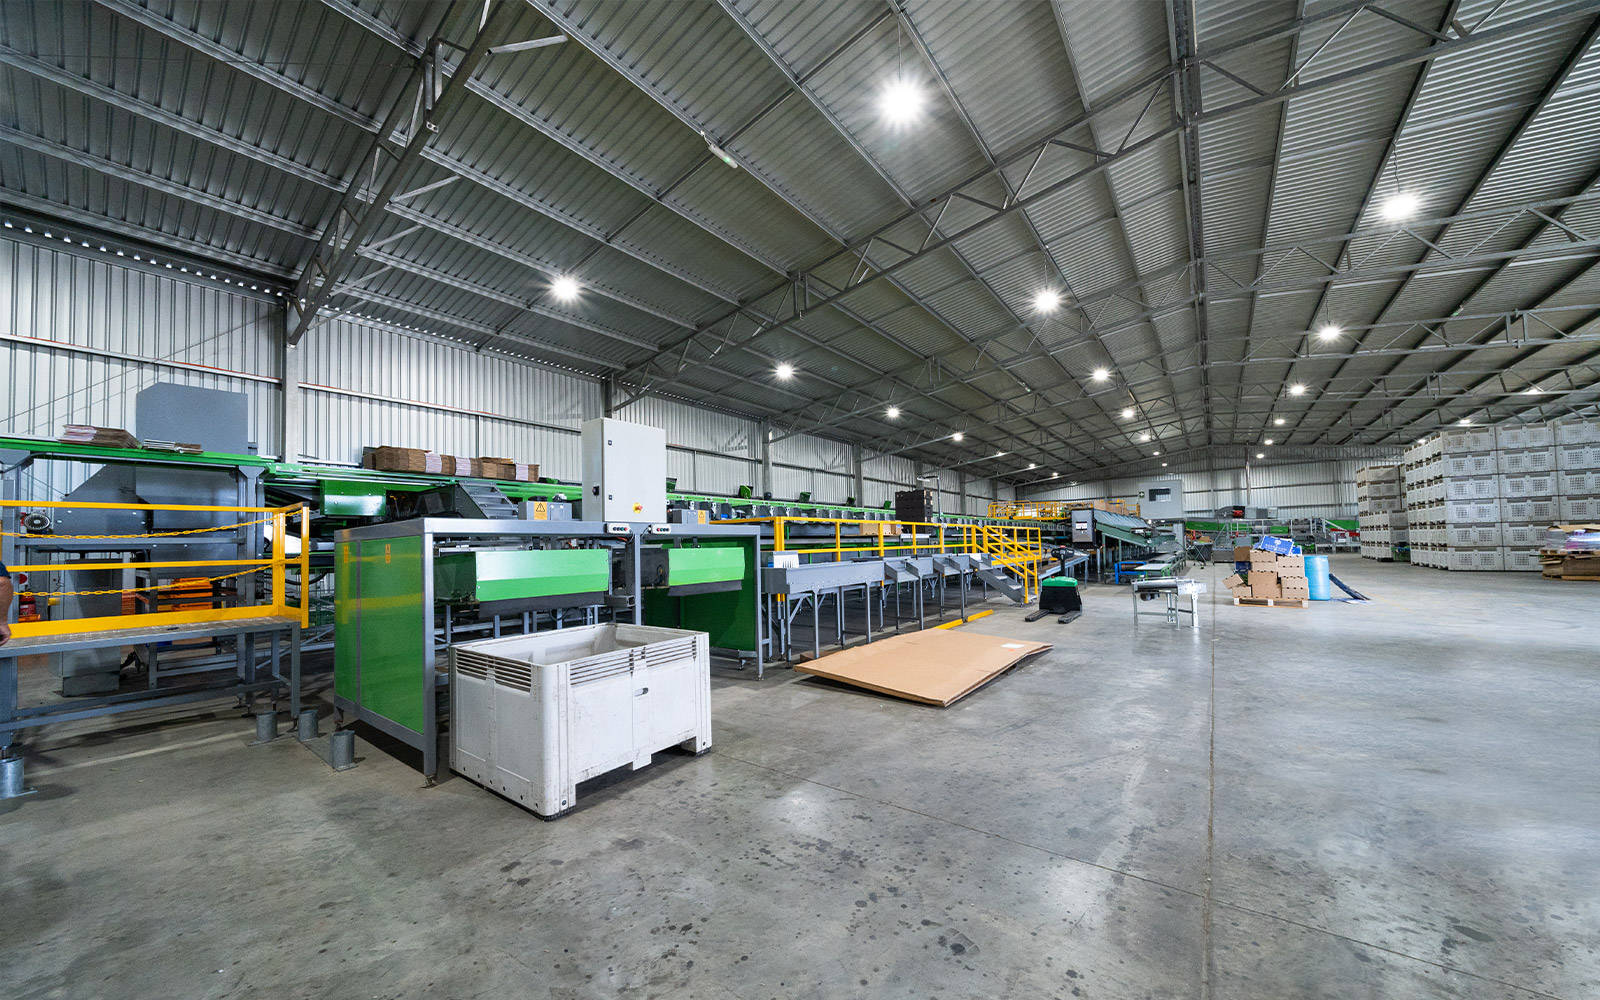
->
[18,567,263,598]
[1,514,278,541]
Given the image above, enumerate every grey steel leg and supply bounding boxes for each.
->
[0,654,16,754]
[812,594,821,662]
[1131,587,1139,623]
[836,587,844,647]
[864,584,874,643]
[290,626,303,717]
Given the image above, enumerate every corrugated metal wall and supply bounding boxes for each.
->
[2,234,281,498]
[1023,458,1363,518]
[299,315,598,478]
[613,395,759,495]
[2,234,1031,504]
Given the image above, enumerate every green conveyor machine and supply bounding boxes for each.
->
[331,517,762,780]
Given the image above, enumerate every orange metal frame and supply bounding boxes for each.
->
[2,500,311,637]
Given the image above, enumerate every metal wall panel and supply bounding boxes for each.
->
[1023,459,1362,518]
[771,433,852,475]
[298,314,602,475]
[2,233,281,498]
[614,395,759,458]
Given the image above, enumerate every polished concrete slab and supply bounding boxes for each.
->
[2,555,1596,999]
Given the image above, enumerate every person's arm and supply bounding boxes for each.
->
[0,566,12,646]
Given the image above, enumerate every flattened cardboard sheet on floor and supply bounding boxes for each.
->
[793,630,1052,706]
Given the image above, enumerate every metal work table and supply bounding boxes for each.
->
[1,615,302,793]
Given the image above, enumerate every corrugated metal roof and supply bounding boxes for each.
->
[2,0,1597,477]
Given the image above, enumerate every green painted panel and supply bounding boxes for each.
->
[357,536,425,734]
[435,549,609,602]
[644,538,757,652]
[666,547,744,586]
[322,480,387,517]
[333,541,358,703]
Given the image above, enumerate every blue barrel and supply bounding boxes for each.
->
[1306,554,1331,601]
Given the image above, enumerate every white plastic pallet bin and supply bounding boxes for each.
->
[449,624,711,819]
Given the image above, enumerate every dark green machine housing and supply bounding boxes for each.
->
[638,545,746,595]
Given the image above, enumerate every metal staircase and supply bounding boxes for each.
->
[973,524,1042,604]
[461,482,518,519]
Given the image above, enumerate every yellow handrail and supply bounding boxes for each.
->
[713,515,1043,604]
[987,498,1141,519]
[3,500,310,637]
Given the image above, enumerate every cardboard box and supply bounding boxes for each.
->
[60,424,141,449]
[370,446,432,473]
[479,457,516,480]
[1279,575,1310,600]
[1249,550,1279,571]
[1250,573,1281,599]
[1233,546,1253,563]
[1222,573,1245,590]
[1275,553,1306,575]
[1562,553,1600,578]
[1230,584,1253,600]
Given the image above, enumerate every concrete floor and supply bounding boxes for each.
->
[3,555,1596,999]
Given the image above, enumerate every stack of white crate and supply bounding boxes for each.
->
[1556,420,1600,524]
[1397,417,1600,571]
[1356,465,1406,560]
[1403,427,1502,570]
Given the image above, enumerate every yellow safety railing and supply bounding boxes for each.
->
[987,497,1140,520]
[712,516,1044,604]
[1,500,311,637]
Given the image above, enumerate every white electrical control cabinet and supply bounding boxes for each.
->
[581,417,667,522]
[449,623,711,819]
[1137,477,1186,522]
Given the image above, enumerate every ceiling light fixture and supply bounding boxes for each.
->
[886,405,901,419]
[1162,462,1168,467]
[952,432,964,442]
[1289,383,1307,396]
[1256,452,1266,460]
[1032,289,1062,313]
[1381,190,1421,221]
[551,275,580,302]
[1028,462,1036,469]
[1522,386,1544,395]
[1091,367,1110,381]
[1316,323,1342,341]
[702,134,739,169]
[1264,438,1274,446]
[1121,407,1134,419]
[1138,432,1151,442]
[1152,451,1160,456]
[1457,417,1471,425]
[1273,417,1285,426]
[1051,472,1059,478]
[775,362,795,380]
[879,77,924,126]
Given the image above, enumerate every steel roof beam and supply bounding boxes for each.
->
[289,2,522,344]
[1167,0,1214,444]
[615,2,1599,393]
[1297,12,1600,441]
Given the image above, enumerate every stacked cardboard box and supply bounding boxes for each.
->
[1224,548,1309,604]
[1356,464,1407,560]
[363,447,540,481]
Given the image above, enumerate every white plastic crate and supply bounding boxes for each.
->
[449,623,711,819]
[1500,548,1542,573]
[1443,549,1504,572]
[1555,420,1600,445]
[1439,428,1497,454]
[1500,523,1547,548]
[1443,477,1497,502]
[1500,497,1559,523]
[1556,443,1600,470]
[1559,470,1600,495]
[1445,525,1501,547]
[1561,496,1600,521]
[1496,449,1556,474]
[1496,424,1555,450]
[1443,499,1498,523]
[1498,472,1556,499]
[1443,453,1497,477]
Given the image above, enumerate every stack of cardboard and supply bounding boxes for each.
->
[363,447,539,480]
[60,425,141,449]
[1222,546,1309,605]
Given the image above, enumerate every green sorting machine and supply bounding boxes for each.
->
[332,518,762,779]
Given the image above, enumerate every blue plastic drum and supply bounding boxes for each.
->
[1306,554,1331,601]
